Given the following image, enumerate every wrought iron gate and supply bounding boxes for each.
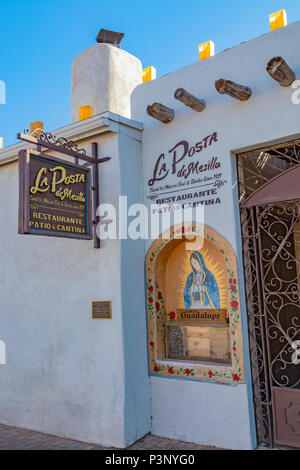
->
[237,141,300,448]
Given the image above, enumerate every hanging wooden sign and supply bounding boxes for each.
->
[18,149,92,240]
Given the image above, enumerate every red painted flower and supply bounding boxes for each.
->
[149,286,154,292]
[150,341,155,348]
[155,302,160,310]
[231,300,239,309]
[233,374,240,382]
[233,279,237,284]
[154,365,159,373]
[157,292,162,299]
[229,278,233,283]
[149,297,153,303]
[169,312,176,320]
[208,371,214,378]
[185,368,191,376]
[233,346,236,351]
[230,285,236,292]
[168,367,174,375]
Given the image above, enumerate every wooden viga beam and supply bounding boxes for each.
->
[215,79,252,101]
[174,88,206,112]
[266,57,296,87]
[146,103,174,123]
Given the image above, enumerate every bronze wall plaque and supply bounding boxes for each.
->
[91,301,112,320]
[19,149,92,239]
[176,309,227,323]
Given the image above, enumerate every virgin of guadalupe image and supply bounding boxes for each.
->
[184,252,220,309]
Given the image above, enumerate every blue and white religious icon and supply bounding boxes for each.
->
[184,251,220,309]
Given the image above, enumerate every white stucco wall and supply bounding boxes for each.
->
[0,115,150,448]
[118,127,152,446]
[151,378,252,449]
[131,20,300,449]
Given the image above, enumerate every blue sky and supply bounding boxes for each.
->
[0,0,299,146]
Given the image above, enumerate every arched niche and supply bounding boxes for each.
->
[145,223,245,383]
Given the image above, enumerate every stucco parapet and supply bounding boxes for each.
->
[0,111,143,166]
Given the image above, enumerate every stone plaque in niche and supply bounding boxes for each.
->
[210,328,230,361]
[167,325,187,357]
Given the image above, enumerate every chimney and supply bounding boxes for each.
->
[71,29,142,122]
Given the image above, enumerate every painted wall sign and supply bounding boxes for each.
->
[146,133,228,213]
[19,149,92,239]
[176,309,227,323]
[91,301,112,320]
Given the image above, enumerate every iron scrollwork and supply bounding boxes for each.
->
[24,128,87,158]
[238,140,300,448]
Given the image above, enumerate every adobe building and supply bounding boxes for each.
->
[0,19,299,450]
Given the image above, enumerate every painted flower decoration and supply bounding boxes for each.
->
[146,226,243,384]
